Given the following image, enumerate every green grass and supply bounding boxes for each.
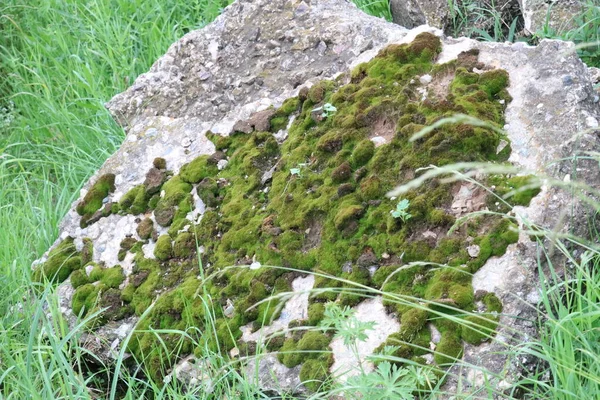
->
[351,0,392,20]
[534,0,600,68]
[1,0,599,399]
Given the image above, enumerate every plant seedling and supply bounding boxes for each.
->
[391,199,412,223]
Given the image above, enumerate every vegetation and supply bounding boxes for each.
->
[0,0,598,399]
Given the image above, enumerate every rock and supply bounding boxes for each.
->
[143,167,165,195]
[520,0,584,34]
[36,0,600,397]
[390,0,521,38]
[467,244,481,258]
[390,0,449,29]
[247,108,276,132]
[356,250,378,268]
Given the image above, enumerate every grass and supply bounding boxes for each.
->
[0,0,599,399]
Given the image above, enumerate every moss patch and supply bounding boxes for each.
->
[76,174,115,227]
[42,34,537,383]
[33,237,83,284]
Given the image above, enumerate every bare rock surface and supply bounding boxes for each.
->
[35,0,600,397]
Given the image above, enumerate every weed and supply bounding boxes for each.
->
[391,199,412,223]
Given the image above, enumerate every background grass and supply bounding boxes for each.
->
[0,0,598,399]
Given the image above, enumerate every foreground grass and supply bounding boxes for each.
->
[0,0,598,399]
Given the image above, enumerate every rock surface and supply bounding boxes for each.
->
[35,0,600,397]
[520,0,584,34]
[390,0,522,36]
[390,0,450,29]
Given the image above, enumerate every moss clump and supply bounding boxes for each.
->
[69,269,89,289]
[173,232,195,258]
[179,155,218,184]
[33,237,82,284]
[153,157,167,170]
[334,205,364,230]
[270,97,301,132]
[72,283,101,317]
[154,176,192,227]
[100,266,125,289]
[137,218,154,240]
[197,178,219,208]
[300,356,333,392]
[461,314,499,345]
[399,308,429,340]
[119,185,149,215]
[359,176,384,201]
[482,292,503,313]
[278,331,331,369]
[434,333,463,365]
[488,175,541,207]
[478,69,509,98]
[351,139,375,167]
[331,161,352,183]
[76,174,115,227]
[307,303,326,326]
[81,238,94,265]
[154,235,173,261]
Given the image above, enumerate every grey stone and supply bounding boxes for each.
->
[35,0,600,397]
[520,0,584,34]
[390,0,448,29]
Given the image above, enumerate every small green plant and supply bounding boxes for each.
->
[391,199,412,223]
[344,361,438,399]
[320,302,376,346]
[312,103,337,118]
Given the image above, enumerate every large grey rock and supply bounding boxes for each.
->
[390,0,522,37]
[35,0,600,396]
[520,0,584,34]
[390,0,449,29]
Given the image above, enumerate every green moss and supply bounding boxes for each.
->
[351,139,375,167]
[76,174,116,226]
[461,314,498,345]
[307,303,326,326]
[81,238,94,265]
[270,97,301,132]
[173,232,195,258]
[278,338,300,367]
[359,176,384,201]
[154,235,173,261]
[69,269,89,289]
[33,237,82,284]
[119,185,149,215]
[308,80,334,104]
[154,176,192,226]
[488,175,541,207]
[482,292,503,313]
[399,308,429,340]
[297,331,331,355]
[121,35,519,378]
[137,218,154,240]
[334,205,364,230]
[300,356,332,392]
[99,266,125,289]
[434,333,463,365]
[478,69,509,98]
[72,283,101,317]
[179,155,218,184]
[153,157,167,170]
